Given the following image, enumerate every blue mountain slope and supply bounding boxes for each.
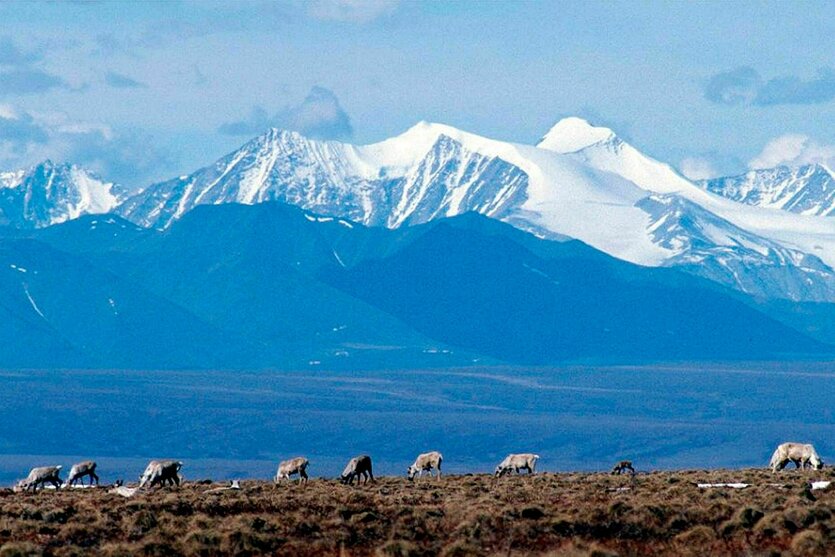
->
[0,238,258,369]
[7,202,829,369]
[321,219,828,363]
[75,204,478,369]
[135,203,833,362]
[33,214,150,254]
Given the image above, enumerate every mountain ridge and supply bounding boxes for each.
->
[698,163,835,217]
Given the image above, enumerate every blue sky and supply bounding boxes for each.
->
[1,0,834,188]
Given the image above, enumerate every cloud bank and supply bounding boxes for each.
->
[0,36,39,66]
[706,66,835,106]
[0,36,69,96]
[219,86,353,140]
[104,71,146,89]
[679,157,718,181]
[749,134,835,170]
[307,0,398,23]
[0,105,174,189]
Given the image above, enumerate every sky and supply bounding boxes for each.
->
[1,0,834,189]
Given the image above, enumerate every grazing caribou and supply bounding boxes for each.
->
[274,457,310,485]
[14,466,62,492]
[770,442,823,472]
[495,454,539,477]
[65,460,99,487]
[407,451,443,480]
[611,460,635,475]
[138,460,183,488]
[340,455,374,485]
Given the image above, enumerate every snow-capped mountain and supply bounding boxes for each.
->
[116,118,835,302]
[535,119,835,301]
[116,125,532,231]
[698,164,835,217]
[0,161,125,229]
[637,194,834,301]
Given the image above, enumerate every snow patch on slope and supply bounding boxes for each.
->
[22,283,45,319]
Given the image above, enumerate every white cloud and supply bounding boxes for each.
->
[218,86,353,140]
[749,134,835,170]
[308,0,399,23]
[0,105,172,189]
[705,66,835,106]
[0,103,22,119]
[679,157,718,180]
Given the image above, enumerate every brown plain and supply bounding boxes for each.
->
[1,468,834,556]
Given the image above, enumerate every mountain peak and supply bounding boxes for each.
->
[0,160,123,228]
[394,120,463,144]
[262,127,308,142]
[32,159,60,172]
[359,121,468,172]
[537,117,616,153]
[701,162,835,217]
[807,162,835,179]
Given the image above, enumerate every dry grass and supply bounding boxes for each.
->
[1,469,835,556]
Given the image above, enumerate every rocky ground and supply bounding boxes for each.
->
[1,468,834,556]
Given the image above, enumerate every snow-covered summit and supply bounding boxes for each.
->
[537,117,616,153]
[698,163,835,217]
[0,160,125,228]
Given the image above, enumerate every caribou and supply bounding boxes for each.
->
[495,453,540,477]
[64,460,99,487]
[138,460,183,488]
[769,442,823,472]
[340,455,374,485]
[407,451,443,480]
[274,457,310,485]
[14,466,63,492]
[611,460,635,475]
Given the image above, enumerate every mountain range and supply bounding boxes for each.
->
[4,117,832,303]
[0,117,833,368]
